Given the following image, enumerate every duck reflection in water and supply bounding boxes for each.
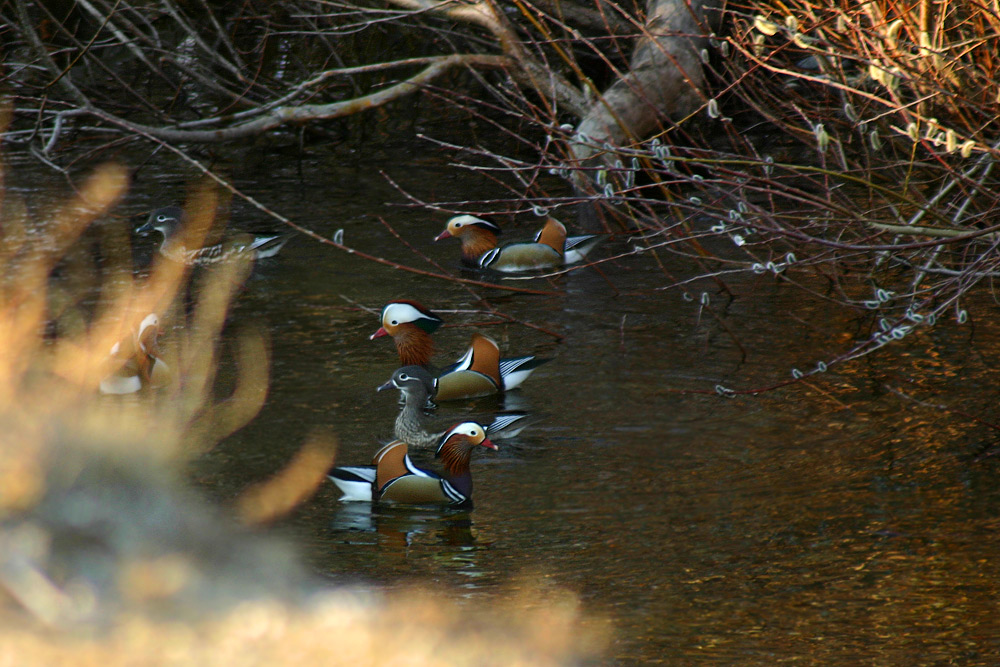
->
[328,504,476,549]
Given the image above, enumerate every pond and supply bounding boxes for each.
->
[9,113,1000,663]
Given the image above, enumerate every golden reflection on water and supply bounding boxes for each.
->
[262,275,1000,664]
[6,144,1000,663]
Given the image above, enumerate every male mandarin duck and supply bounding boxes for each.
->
[370,300,548,400]
[326,422,496,508]
[434,214,603,272]
[137,205,293,266]
[378,365,533,450]
[99,313,171,394]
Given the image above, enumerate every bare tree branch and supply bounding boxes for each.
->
[384,0,589,115]
[93,54,510,142]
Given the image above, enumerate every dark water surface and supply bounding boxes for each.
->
[10,128,1000,663]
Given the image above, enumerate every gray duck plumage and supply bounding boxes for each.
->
[137,205,293,266]
[378,365,443,450]
[378,365,535,450]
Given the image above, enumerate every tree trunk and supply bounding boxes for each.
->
[570,0,716,228]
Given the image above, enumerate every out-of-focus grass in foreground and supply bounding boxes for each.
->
[0,160,605,664]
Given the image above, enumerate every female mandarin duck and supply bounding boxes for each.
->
[378,365,532,450]
[370,300,548,400]
[434,214,603,272]
[137,205,293,266]
[327,422,496,508]
[99,313,171,394]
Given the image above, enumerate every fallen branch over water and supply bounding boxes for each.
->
[867,221,1000,241]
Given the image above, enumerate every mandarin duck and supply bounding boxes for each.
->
[99,313,171,394]
[137,206,293,266]
[434,214,603,272]
[327,422,496,509]
[378,365,533,449]
[370,300,548,400]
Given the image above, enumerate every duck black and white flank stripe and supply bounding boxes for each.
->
[327,422,496,508]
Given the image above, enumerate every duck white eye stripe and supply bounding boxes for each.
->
[138,314,158,332]
[448,215,501,233]
[383,302,431,325]
[446,422,483,439]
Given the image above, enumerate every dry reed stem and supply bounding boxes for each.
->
[236,435,339,525]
